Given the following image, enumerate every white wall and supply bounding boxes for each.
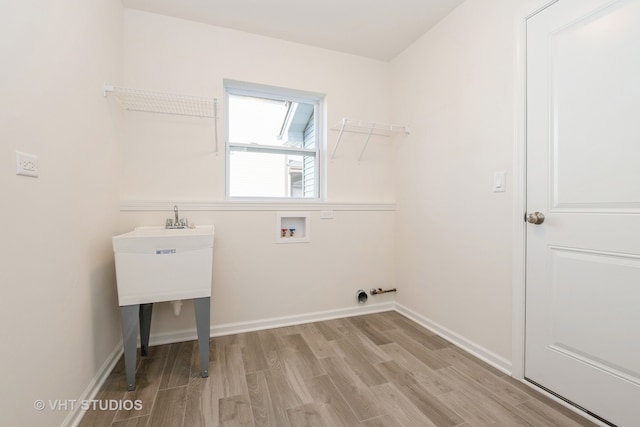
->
[0,1,123,425]
[122,9,396,203]
[118,209,396,335]
[119,11,398,335]
[391,0,525,363]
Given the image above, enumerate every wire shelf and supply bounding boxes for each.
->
[330,118,410,161]
[104,84,219,152]
[104,85,217,118]
[331,119,409,136]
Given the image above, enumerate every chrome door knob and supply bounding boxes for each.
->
[526,212,545,225]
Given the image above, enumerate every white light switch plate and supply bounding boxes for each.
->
[493,171,506,192]
[16,151,39,177]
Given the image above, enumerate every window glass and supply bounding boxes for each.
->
[225,84,321,199]
[228,95,289,147]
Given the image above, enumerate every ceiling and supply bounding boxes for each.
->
[121,0,465,61]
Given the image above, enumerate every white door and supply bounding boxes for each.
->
[525,0,640,425]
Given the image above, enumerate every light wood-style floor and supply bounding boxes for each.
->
[79,311,598,427]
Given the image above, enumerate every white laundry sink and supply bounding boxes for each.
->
[112,225,214,305]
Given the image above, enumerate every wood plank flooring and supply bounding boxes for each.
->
[79,311,598,427]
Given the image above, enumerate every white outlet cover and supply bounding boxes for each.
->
[16,151,38,177]
[320,210,334,219]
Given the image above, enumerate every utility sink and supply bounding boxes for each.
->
[112,223,214,390]
[112,225,214,306]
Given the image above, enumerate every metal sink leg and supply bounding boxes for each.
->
[193,297,210,378]
[120,304,139,391]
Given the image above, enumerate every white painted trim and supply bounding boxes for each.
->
[511,0,560,381]
[62,343,123,427]
[143,302,513,378]
[135,302,513,380]
[142,302,510,374]
[511,1,529,382]
[147,302,396,346]
[395,303,512,375]
[120,200,396,212]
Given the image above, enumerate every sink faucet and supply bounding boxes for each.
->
[166,205,190,229]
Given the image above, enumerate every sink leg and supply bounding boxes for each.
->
[139,303,153,357]
[120,304,139,391]
[193,297,210,378]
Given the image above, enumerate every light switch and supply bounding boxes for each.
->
[493,171,506,192]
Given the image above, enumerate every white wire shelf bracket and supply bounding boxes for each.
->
[330,118,410,162]
[104,84,220,153]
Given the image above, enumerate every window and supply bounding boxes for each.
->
[225,81,322,199]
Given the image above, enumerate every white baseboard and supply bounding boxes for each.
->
[146,302,511,376]
[394,303,512,375]
[62,343,123,427]
[148,302,396,346]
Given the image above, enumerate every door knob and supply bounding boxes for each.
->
[526,212,545,225]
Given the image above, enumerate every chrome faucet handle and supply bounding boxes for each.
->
[165,218,173,228]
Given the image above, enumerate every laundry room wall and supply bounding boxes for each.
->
[118,10,399,335]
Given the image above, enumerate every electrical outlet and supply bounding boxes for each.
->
[16,151,38,177]
[320,210,334,219]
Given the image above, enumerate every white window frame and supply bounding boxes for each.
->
[224,80,324,201]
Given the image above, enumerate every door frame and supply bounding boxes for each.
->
[511,0,559,381]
